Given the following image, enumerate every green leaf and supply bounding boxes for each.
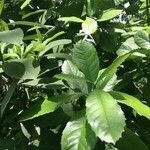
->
[117,37,139,55]
[81,17,98,35]
[96,53,130,89]
[55,74,89,94]
[97,9,122,22]
[46,53,72,60]
[43,31,65,45]
[0,0,4,16]
[61,111,96,150]
[58,16,83,23]
[1,80,18,116]
[86,90,125,144]
[0,28,24,44]
[86,0,101,16]
[23,78,65,89]
[73,40,99,83]
[22,9,46,19]
[9,21,50,28]
[2,58,40,80]
[87,0,124,14]
[134,30,150,49]
[109,91,150,119]
[39,39,72,56]
[97,69,118,92]
[62,60,84,77]
[21,0,33,9]
[61,60,88,93]
[20,94,72,121]
[116,128,149,150]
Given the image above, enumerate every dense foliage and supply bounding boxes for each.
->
[0,0,150,149]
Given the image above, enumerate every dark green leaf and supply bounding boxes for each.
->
[73,40,99,83]
[55,74,89,94]
[2,58,40,80]
[116,128,149,150]
[1,80,18,116]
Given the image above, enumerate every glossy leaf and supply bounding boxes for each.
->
[96,69,118,92]
[39,39,72,56]
[110,91,150,119]
[134,30,150,49]
[62,60,84,77]
[86,90,126,144]
[20,94,72,121]
[0,28,24,44]
[117,37,139,55]
[98,9,122,22]
[73,40,99,83]
[61,111,96,150]
[96,53,130,89]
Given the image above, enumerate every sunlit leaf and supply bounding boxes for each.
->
[110,91,150,119]
[86,90,125,144]
[61,111,96,150]
[98,9,122,22]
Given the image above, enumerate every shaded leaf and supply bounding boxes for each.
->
[1,80,18,116]
[116,128,149,150]
[2,58,40,80]
[55,74,89,94]
[73,40,99,83]
[0,28,24,44]
[0,138,15,149]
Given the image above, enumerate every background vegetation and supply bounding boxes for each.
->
[0,0,150,149]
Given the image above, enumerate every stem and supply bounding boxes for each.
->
[146,0,150,25]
